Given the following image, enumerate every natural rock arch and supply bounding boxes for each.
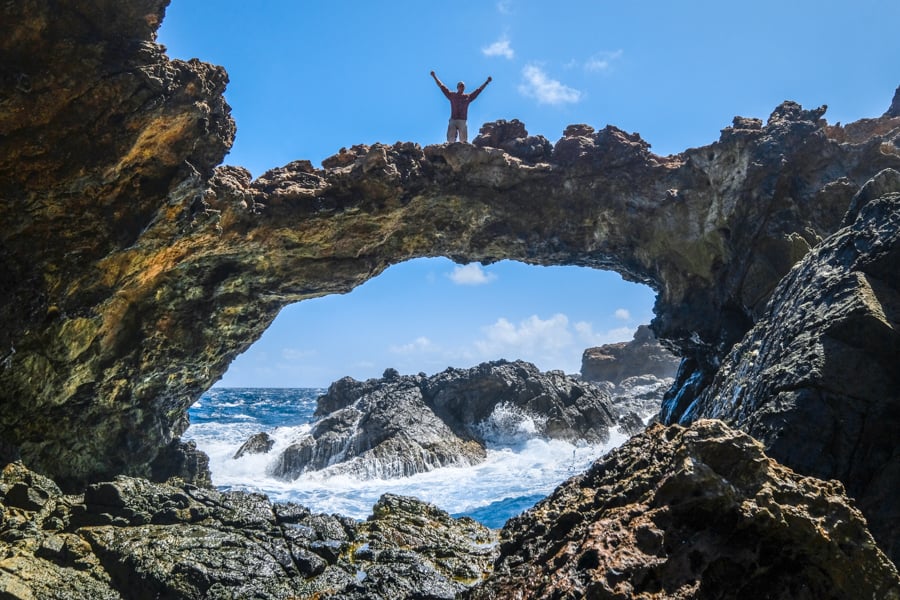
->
[2,0,900,492]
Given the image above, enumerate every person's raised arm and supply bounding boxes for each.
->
[469,76,492,101]
[430,71,450,97]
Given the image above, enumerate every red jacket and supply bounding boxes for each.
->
[441,87,484,121]
[438,84,487,120]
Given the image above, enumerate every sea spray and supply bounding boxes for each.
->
[186,388,637,527]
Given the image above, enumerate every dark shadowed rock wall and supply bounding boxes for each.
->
[670,173,900,562]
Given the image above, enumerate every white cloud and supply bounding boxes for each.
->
[389,336,435,355]
[448,263,497,285]
[475,314,573,357]
[518,65,582,105]
[482,37,514,60]
[574,321,634,347]
[614,308,631,321]
[584,50,623,72]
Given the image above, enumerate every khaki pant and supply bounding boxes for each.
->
[447,119,468,143]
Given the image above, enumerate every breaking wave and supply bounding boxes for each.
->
[186,388,639,528]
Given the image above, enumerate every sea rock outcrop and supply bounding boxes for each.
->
[666,173,900,562]
[581,324,680,383]
[3,0,900,496]
[269,360,624,480]
[0,461,496,599]
[233,432,275,459]
[467,420,900,600]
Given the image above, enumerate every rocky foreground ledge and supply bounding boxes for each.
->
[3,0,900,497]
[2,420,897,599]
[468,420,900,599]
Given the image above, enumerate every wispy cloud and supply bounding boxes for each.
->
[389,336,435,355]
[496,0,514,15]
[448,263,497,285]
[281,348,317,361]
[614,308,631,321]
[574,321,634,347]
[518,64,582,105]
[584,49,623,72]
[482,37,515,60]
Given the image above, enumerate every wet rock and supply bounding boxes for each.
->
[272,375,487,480]
[270,360,622,481]
[0,465,497,599]
[233,432,275,459]
[467,420,900,599]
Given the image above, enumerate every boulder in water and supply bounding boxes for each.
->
[270,360,626,481]
[233,432,275,459]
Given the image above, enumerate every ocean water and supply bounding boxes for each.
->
[186,387,633,529]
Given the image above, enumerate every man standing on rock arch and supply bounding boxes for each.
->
[431,71,492,143]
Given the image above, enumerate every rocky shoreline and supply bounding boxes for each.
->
[0,461,496,599]
[257,360,659,481]
[2,420,897,599]
[3,0,900,597]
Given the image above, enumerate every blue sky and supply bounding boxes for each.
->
[158,1,900,387]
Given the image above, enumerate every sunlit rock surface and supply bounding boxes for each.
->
[581,324,680,383]
[673,174,900,562]
[4,0,899,492]
[0,462,496,599]
[467,420,900,600]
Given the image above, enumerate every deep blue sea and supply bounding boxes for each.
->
[186,388,630,529]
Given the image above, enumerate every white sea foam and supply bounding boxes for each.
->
[185,388,648,525]
[188,420,633,522]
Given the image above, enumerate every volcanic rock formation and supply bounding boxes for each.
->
[4,0,900,582]
[667,172,900,562]
[0,461,497,599]
[467,420,900,600]
[3,0,900,497]
[268,360,625,480]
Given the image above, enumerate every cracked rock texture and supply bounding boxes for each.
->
[467,420,900,600]
[581,324,680,384]
[672,174,900,563]
[268,360,626,481]
[0,462,496,599]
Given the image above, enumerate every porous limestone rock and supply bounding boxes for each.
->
[467,420,900,600]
